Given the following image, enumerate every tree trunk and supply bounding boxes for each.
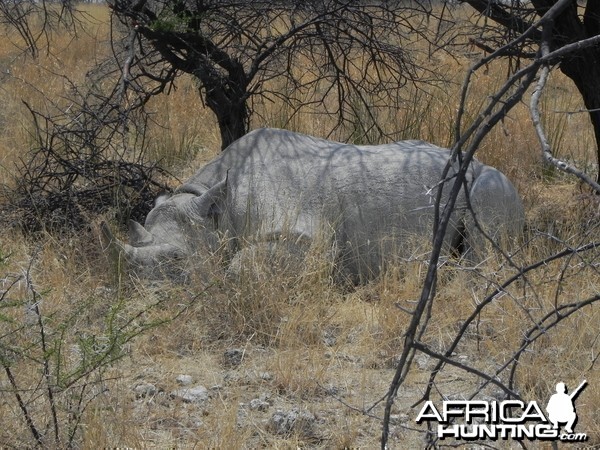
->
[465,0,600,182]
[560,56,600,184]
[207,91,249,150]
[202,70,249,150]
[533,0,600,182]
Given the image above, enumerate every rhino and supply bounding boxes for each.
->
[102,128,524,283]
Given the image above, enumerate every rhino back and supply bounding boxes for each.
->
[187,129,472,251]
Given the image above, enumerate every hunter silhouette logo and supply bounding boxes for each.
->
[546,380,587,434]
[415,379,589,442]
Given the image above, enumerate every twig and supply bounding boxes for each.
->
[412,342,521,400]
[529,21,600,192]
[24,260,61,447]
[3,365,43,446]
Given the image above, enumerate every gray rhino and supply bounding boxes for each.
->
[102,128,524,282]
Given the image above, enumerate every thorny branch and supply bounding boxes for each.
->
[415,241,600,408]
[2,57,172,232]
[0,249,206,446]
[0,0,80,58]
[382,47,537,450]
[530,19,600,193]
[382,1,600,447]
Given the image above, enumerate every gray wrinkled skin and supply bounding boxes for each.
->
[102,128,524,282]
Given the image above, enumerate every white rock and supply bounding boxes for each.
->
[176,374,193,386]
[171,385,209,404]
[249,398,270,412]
[268,408,316,436]
[133,382,157,398]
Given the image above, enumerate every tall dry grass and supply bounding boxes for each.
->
[0,3,599,448]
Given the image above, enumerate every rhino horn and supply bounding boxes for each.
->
[128,220,154,246]
[101,221,120,249]
[101,221,138,260]
[101,221,182,266]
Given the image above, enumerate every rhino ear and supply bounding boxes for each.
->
[128,220,154,246]
[187,176,228,220]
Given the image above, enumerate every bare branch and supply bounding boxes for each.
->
[530,11,600,193]
[462,0,600,183]
[382,1,600,446]
[0,0,79,57]
[107,0,446,148]
[463,0,540,38]
[531,65,600,192]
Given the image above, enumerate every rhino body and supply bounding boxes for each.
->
[103,128,524,282]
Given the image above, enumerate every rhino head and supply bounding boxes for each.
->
[101,177,228,280]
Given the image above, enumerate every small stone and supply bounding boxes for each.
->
[389,413,409,425]
[259,371,273,381]
[171,385,209,404]
[323,336,336,346]
[415,353,431,370]
[321,383,340,396]
[191,419,203,427]
[224,348,244,367]
[237,407,248,428]
[133,382,157,398]
[322,330,337,347]
[249,398,270,411]
[176,374,193,386]
[268,408,316,436]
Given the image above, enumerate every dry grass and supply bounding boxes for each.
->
[0,4,599,449]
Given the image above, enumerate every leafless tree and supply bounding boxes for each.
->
[0,1,454,230]
[107,0,444,149]
[463,0,600,182]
